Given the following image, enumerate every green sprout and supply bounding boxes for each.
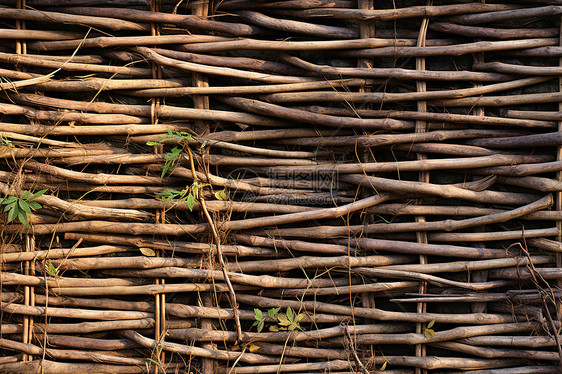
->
[1,189,46,227]
[147,130,193,178]
[252,307,304,333]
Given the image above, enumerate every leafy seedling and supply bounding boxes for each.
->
[423,319,435,338]
[161,146,182,177]
[252,307,283,333]
[268,307,280,319]
[46,261,58,276]
[147,130,193,178]
[252,308,265,333]
[1,189,46,227]
[0,134,13,147]
[156,182,218,212]
[157,188,187,203]
[274,307,304,331]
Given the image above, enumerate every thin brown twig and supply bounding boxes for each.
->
[187,146,243,342]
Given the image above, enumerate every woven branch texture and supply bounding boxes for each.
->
[1,0,562,373]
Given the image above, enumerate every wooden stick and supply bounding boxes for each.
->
[49,283,254,296]
[168,323,410,343]
[262,77,552,103]
[236,294,517,324]
[432,341,559,361]
[57,6,261,36]
[435,92,562,107]
[429,22,559,39]
[136,46,317,84]
[119,330,288,364]
[290,3,518,20]
[0,303,153,320]
[0,51,152,76]
[237,10,358,38]
[260,154,549,174]
[380,256,553,274]
[0,7,148,31]
[63,232,282,257]
[282,54,510,81]
[299,106,556,128]
[9,92,286,127]
[0,359,146,373]
[339,38,556,57]
[29,34,227,51]
[505,110,562,121]
[0,272,141,287]
[0,29,83,40]
[104,267,350,289]
[339,174,539,205]
[125,78,367,97]
[3,318,155,334]
[221,96,414,130]
[429,228,560,242]
[476,61,562,76]
[448,5,562,25]
[0,245,131,263]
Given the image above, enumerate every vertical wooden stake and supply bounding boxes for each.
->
[415,10,430,374]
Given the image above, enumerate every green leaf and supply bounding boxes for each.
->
[4,203,14,212]
[185,193,195,212]
[146,141,161,146]
[139,247,156,257]
[21,191,32,199]
[380,361,388,371]
[1,196,16,204]
[288,324,297,331]
[165,147,182,160]
[286,307,294,322]
[18,199,31,214]
[161,162,171,178]
[257,319,264,333]
[191,184,200,199]
[18,211,29,227]
[268,307,280,319]
[254,308,263,321]
[252,320,259,327]
[424,328,435,338]
[157,189,184,202]
[294,313,304,323]
[7,205,18,222]
[427,319,435,329]
[269,325,279,332]
[47,262,58,276]
[27,201,41,210]
[30,189,47,200]
[214,190,228,200]
[276,313,290,326]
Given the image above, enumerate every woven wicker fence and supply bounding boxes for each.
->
[1,0,562,373]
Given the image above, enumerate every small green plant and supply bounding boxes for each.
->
[423,319,435,338]
[46,261,59,276]
[157,188,187,203]
[147,130,193,178]
[157,182,226,211]
[147,358,166,373]
[252,307,304,333]
[1,189,46,227]
[252,308,266,333]
[0,134,13,147]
